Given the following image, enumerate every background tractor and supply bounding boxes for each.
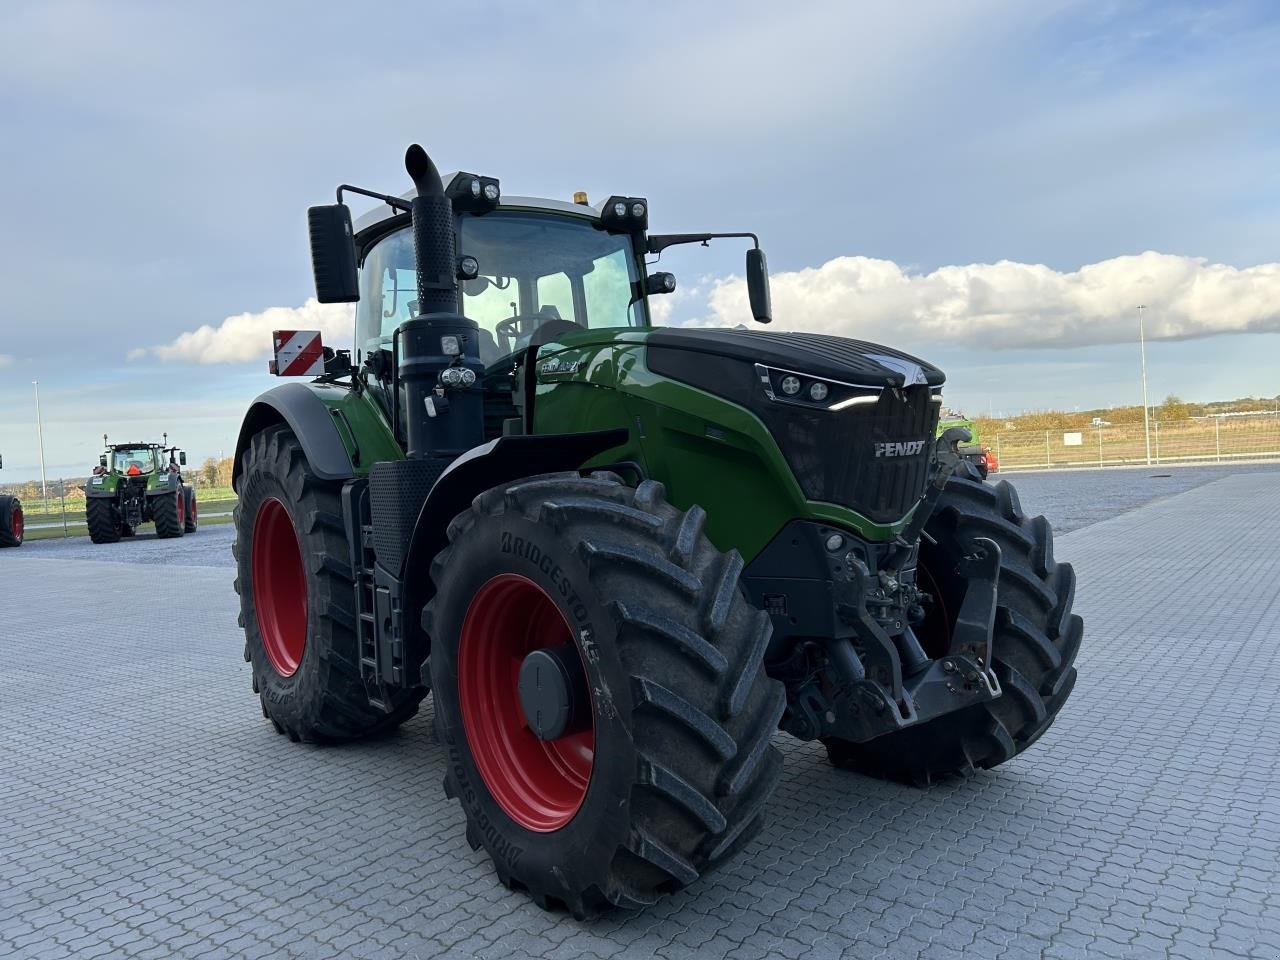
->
[938,410,999,478]
[86,434,198,543]
[232,145,1082,918]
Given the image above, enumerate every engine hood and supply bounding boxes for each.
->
[645,328,945,389]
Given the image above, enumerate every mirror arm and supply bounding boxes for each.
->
[647,232,760,254]
[336,184,411,213]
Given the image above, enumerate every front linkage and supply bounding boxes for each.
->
[772,427,1002,744]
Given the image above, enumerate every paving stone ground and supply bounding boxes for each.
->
[1,470,1277,959]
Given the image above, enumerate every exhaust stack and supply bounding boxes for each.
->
[397,144,485,462]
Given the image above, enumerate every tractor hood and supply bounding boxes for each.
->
[644,328,944,524]
[645,328,945,389]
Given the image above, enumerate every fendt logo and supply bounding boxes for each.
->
[875,439,927,458]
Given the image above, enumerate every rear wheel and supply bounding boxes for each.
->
[86,497,121,544]
[153,487,185,539]
[233,424,424,742]
[183,486,198,533]
[0,496,23,547]
[824,468,1082,784]
[427,472,784,917]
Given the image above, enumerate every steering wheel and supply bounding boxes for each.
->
[494,314,544,341]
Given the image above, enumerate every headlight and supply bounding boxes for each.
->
[781,375,801,396]
[809,382,829,402]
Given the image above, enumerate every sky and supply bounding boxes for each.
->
[1,0,1278,481]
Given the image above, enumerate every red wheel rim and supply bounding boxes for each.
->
[11,505,22,542]
[176,489,185,526]
[458,574,594,832]
[190,497,198,527]
[252,497,307,677]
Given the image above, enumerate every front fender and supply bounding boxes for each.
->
[401,428,629,640]
[232,382,360,490]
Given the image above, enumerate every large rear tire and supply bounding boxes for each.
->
[233,424,424,742]
[427,472,784,917]
[824,467,1082,785]
[152,486,185,539]
[0,496,23,547]
[86,497,121,544]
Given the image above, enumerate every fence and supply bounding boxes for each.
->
[11,477,237,540]
[993,416,1280,471]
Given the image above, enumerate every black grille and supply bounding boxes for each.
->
[758,386,938,522]
[647,344,940,524]
[369,458,448,575]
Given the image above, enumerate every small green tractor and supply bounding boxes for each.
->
[232,145,1082,917]
[85,434,198,542]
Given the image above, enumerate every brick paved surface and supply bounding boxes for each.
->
[1,471,1277,959]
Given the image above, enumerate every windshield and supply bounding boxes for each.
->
[357,212,648,364]
[112,448,157,475]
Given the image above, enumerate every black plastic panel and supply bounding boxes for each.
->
[369,458,449,576]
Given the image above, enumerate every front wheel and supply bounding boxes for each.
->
[86,497,121,544]
[183,486,198,533]
[232,424,424,742]
[427,472,784,917]
[825,468,1082,784]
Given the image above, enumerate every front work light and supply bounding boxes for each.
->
[601,195,649,233]
[446,172,501,212]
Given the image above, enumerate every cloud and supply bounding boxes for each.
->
[699,252,1280,349]
[0,355,13,368]
[131,299,354,364]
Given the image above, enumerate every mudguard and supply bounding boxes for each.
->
[401,428,629,628]
[232,382,356,488]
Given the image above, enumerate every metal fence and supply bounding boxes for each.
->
[993,416,1280,471]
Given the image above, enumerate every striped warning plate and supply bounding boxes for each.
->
[272,330,325,377]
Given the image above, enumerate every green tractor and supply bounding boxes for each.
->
[86,434,198,542]
[232,145,1082,917]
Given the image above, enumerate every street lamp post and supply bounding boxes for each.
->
[1136,305,1151,467]
[32,380,49,511]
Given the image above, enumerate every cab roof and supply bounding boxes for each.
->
[351,175,602,237]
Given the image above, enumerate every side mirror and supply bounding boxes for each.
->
[179,452,187,466]
[99,455,107,468]
[746,248,772,324]
[307,204,360,303]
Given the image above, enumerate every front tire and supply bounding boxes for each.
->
[824,467,1082,784]
[233,424,424,742]
[183,486,198,533]
[427,472,784,917]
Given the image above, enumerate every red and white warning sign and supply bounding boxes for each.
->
[271,330,325,377]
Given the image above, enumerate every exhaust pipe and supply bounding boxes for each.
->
[398,144,484,462]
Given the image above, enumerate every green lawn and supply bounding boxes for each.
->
[20,495,238,541]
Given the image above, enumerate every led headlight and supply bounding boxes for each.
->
[631,202,646,218]
[809,382,829,402]
[613,201,628,218]
[781,375,801,396]
[483,183,500,202]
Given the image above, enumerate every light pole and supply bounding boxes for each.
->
[32,380,48,510]
[1136,305,1151,466]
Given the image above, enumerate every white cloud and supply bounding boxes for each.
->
[0,355,13,368]
[699,252,1280,349]
[131,299,353,364]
